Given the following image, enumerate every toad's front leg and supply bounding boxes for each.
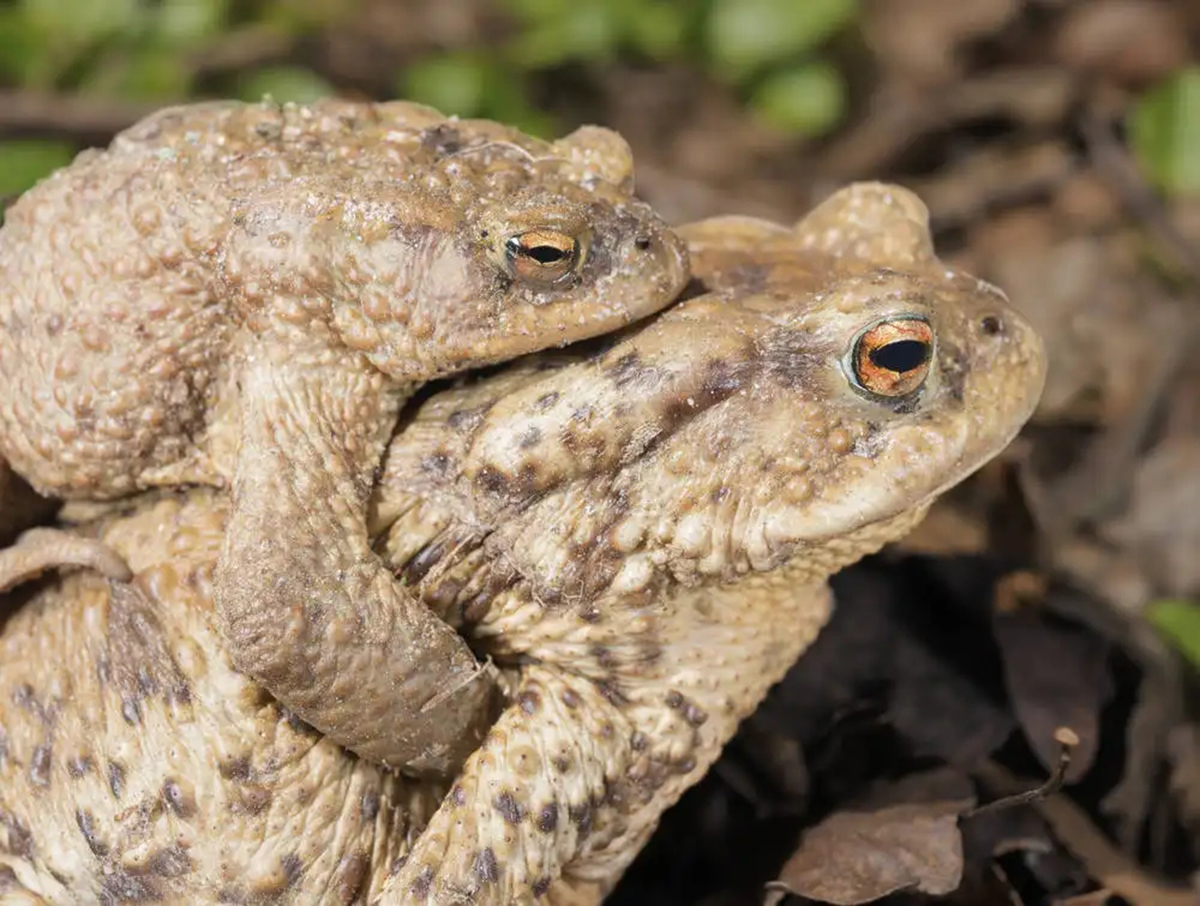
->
[377,575,834,905]
[216,346,497,777]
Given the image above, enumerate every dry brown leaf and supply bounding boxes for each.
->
[764,768,975,905]
[992,607,1111,783]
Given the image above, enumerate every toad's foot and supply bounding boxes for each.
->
[0,527,131,593]
[216,347,497,777]
[374,569,837,905]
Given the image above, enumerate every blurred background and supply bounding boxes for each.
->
[3,2,1200,904]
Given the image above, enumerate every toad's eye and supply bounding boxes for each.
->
[504,230,582,285]
[849,316,934,399]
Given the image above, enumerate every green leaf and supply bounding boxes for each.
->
[1148,599,1200,669]
[707,0,857,83]
[115,46,193,100]
[153,0,230,45]
[626,1,688,59]
[506,1,619,69]
[235,66,333,104]
[750,61,847,137]
[1132,67,1200,197]
[0,139,77,198]
[21,0,141,42]
[0,8,47,84]
[401,54,491,118]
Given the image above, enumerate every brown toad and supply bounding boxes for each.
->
[0,98,689,775]
[0,185,1045,904]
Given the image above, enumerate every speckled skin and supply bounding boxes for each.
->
[0,99,689,776]
[0,185,1047,904]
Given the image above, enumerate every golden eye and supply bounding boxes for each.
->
[504,229,582,285]
[850,316,933,398]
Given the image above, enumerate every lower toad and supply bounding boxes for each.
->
[0,184,1045,904]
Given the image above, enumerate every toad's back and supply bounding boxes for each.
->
[0,99,663,500]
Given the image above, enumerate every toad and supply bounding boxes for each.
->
[0,98,689,775]
[0,185,1045,904]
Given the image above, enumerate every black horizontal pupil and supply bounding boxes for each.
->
[869,339,930,373]
[522,244,570,264]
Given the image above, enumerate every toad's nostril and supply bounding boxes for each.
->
[980,315,1004,335]
[634,235,652,251]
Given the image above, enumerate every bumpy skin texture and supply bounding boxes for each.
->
[0,185,1047,904]
[0,99,689,775]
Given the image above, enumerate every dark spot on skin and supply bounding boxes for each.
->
[475,465,508,495]
[284,709,319,738]
[535,391,559,411]
[591,645,618,670]
[702,357,750,398]
[711,485,730,503]
[518,690,541,714]
[402,541,445,584]
[421,124,464,157]
[473,847,500,884]
[30,743,51,787]
[665,690,684,709]
[460,591,493,626]
[684,704,709,726]
[67,754,92,778]
[219,754,252,782]
[605,351,650,388]
[451,785,467,807]
[536,803,558,834]
[552,755,571,773]
[146,843,192,877]
[360,790,380,822]
[122,697,141,725]
[729,261,771,294]
[630,731,649,751]
[595,680,628,707]
[494,791,525,826]
[420,452,452,475]
[424,574,466,613]
[236,784,272,815]
[76,808,108,856]
[568,802,593,834]
[100,870,161,902]
[518,426,542,449]
[0,810,32,857]
[0,866,20,892]
[411,865,434,896]
[578,605,601,623]
[560,689,580,709]
[941,343,968,404]
[162,780,195,818]
[761,326,822,387]
[335,852,369,904]
[107,760,126,798]
[281,853,304,886]
[105,584,192,709]
[532,876,552,896]
[11,684,34,708]
[980,315,1004,335]
[447,405,489,432]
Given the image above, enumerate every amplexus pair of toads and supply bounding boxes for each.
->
[0,98,1045,904]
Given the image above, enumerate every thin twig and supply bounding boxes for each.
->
[965,726,1078,818]
[0,91,158,141]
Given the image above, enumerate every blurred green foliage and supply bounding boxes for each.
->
[401,0,859,137]
[0,0,864,193]
[1133,66,1200,197]
[1148,599,1200,670]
